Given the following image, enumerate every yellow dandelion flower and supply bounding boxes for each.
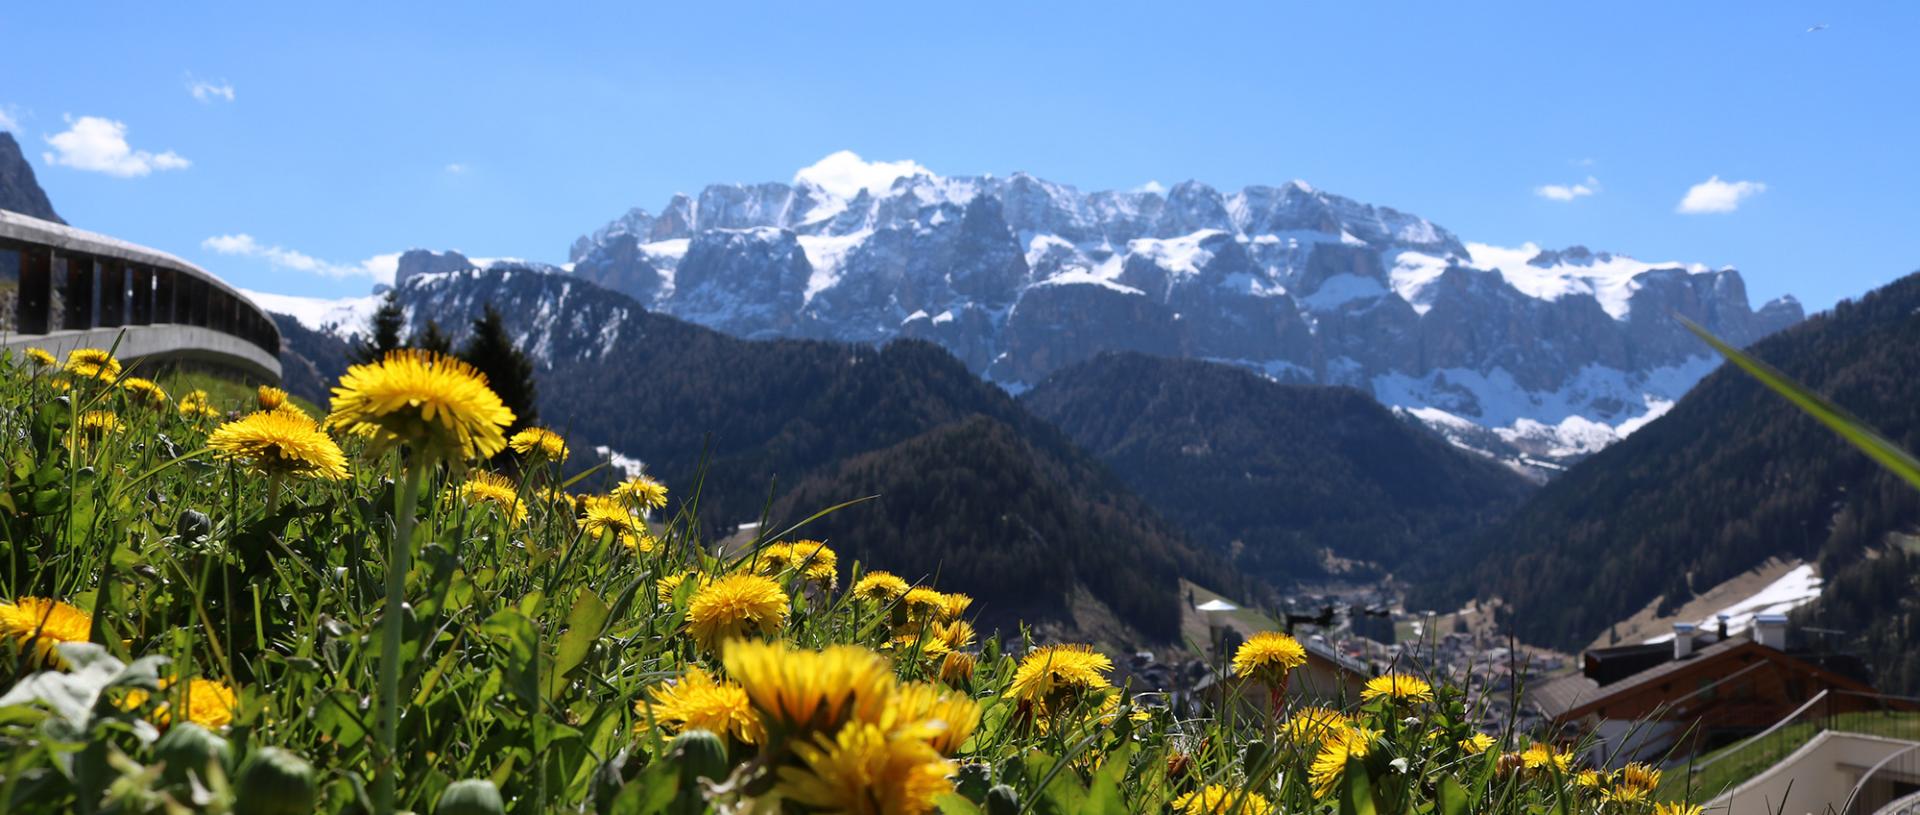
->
[1605,784,1652,805]
[449,471,526,523]
[938,652,976,686]
[776,721,953,815]
[721,640,895,737]
[852,571,911,604]
[761,540,836,585]
[1460,732,1497,755]
[1281,707,1353,746]
[902,588,948,621]
[887,682,981,756]
[1232,632,1307,685]
[1619,762,1660,791]
[207,409,351,481]
[686,574,789,651]
[120,677,238,730]
[657,571,703,598]
[884,633,952,664]
[1361,673,1433,705]
[1653,804,1704,815]
[621,530,658,553]
[255,385,289,411]
[507,426,570,463]
[638,665,762,745]
[1173,785,1275,815]
[1575,768,1605,788]
[177,389,221,421]
[933,620,975,651]
[1009,644,1113,705]
[118,377,170,408]
[64,348,121,382]
[580,495,644,541]
[76,410,123,438]
[1310,727,1378,799]
[324,349,515,462]
[611,474,668,510]
[938,593,973,622]
[1520,743,1572,773]
[0,598,92,668]
[24,347,57,368]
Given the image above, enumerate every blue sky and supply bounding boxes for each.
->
[3,3,1916,308]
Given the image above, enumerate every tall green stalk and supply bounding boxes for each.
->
[375,456,426,814]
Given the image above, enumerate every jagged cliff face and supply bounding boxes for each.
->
[563,164,1803,473]
[0,132,65,224]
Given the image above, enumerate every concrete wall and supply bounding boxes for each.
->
[1710,731,1918,814]
[5,325,281,382]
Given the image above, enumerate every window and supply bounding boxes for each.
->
[0,247,17,333]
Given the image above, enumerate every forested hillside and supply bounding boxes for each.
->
[270,272,1232,638]
[770,415,1232,642]
[1022,352,1534,583]
[1429,271,1920,656]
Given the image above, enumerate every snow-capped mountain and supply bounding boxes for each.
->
[558,153,1802,474]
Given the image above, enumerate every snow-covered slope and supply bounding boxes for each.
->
[556,154,1801,475]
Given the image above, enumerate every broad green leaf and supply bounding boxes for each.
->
[1341,757,1378,815]
[547,588,611,700]
[1438,776,1468,815]
[1683,316,1920,491]
[936,792,985,815]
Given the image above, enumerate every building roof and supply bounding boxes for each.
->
[0,210,264,310]
[1546,636,1878,722]
[1530,673,1602,719]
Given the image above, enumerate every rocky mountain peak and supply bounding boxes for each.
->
[0,131,65,224]
[548,156,1805,472]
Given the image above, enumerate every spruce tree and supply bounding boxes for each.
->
[459,305,538,432]
[355,290,406,363]
[413,320,454,356]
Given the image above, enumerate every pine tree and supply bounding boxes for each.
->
[354,290,405,363]
[413,320,454,356]
[459,305,538,432]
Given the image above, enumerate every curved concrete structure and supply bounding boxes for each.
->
[0,210,280,381]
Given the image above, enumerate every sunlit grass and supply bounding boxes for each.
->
[0,346,1699,814]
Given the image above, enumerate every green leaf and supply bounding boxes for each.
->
[1682,316,1920,491]
[936,792,986,815]
[547,588,611,700]
[1438,776,1468,815]
[1082,742,1133,815]
[481,609,540,708]
[1340,757,1378,815]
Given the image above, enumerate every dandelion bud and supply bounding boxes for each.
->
[667,728,730,785]
[1166,751,1192,780]
[986,784,1020,815]
[435,778,506,815]
[1496,751,1525,777]
[154,722,231,785]
[233,747,317,815]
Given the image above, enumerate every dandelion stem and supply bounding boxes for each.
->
[374,456,425,815]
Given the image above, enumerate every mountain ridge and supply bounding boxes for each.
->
[1423,270,1920,659]
[1021,352,1536,586]
[560,157,1803,473]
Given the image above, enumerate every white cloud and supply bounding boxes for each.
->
[444,163,468,174]
[202,233,401,284]
[793,150,932,199]
[0,106,18,133]
[1677,175,1767,214]
[1133,180,1166,194]
[1536,176,1599,202]
[42,116,190,177]
[188,79,235,103]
